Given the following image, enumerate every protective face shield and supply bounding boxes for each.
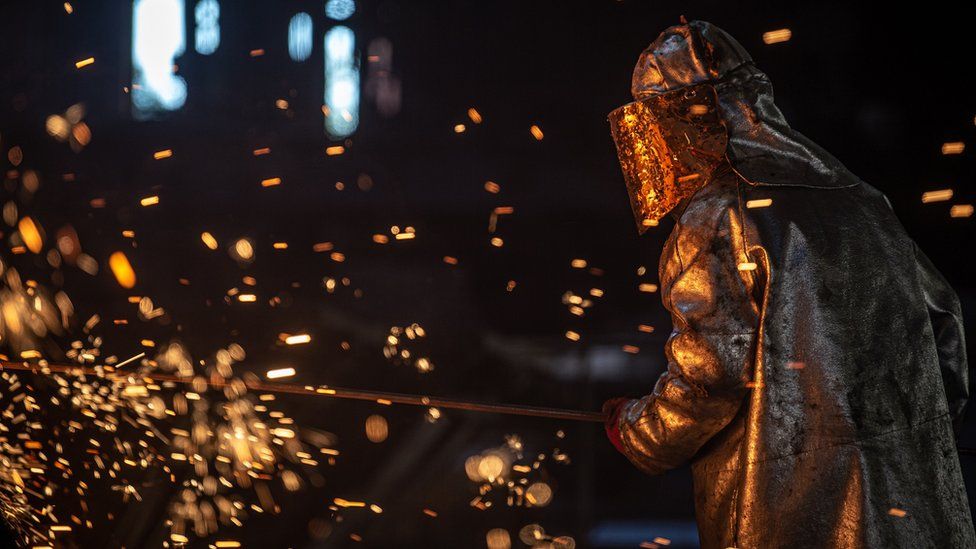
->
[609,83,729,233]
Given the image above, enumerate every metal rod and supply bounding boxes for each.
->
[0,360,607,423]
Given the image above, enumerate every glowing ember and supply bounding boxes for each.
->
[17,217,44,253]
[201,232,219,250]
[950,204,973,218]
[921,189,953,203]
[941,141,965,155]
[762,28,792,44]
[266,367,296,379]
[108,251,137,288]
[746,198,772,208]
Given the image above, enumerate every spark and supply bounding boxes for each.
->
[140,195,159,207]
[921,189,953,203]
[200,232,219,249]
[941,142,965,155]
[114,352,146,369]
[529,125,544,140]
[108,251,137,288]
[283,334,311,345]
[950,204,973,218]
[468,108,483,124]
[75,57,95,68]
[153,149,173,160]
[17,217,44,253]
[762,28,792,44]
[266,367,296,379]
[746,198,772,208]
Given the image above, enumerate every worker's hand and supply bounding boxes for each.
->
[602,397,630,454]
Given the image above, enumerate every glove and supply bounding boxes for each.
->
[602,397,630,454]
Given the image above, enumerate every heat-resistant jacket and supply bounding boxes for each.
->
[614,20,975,549]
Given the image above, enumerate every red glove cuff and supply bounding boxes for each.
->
[602,398,630,454]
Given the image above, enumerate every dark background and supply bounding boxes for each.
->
[0,1,973,547]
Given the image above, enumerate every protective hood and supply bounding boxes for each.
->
[613,19,860,226]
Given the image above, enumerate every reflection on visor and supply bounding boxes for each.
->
[609,83,728,233]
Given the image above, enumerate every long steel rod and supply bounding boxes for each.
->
[4,361,976,454]
[0,360,607,423]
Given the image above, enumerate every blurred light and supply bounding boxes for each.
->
[365,37,400,116]
[941,141,965,155]
[200,231,218,249]
[284,334,311,345]
[921,189,953,203]
[131,0,187,120]
[530,124,544,140]
[266,367,296,379]
[324,26,359,138]
[232,238,254,261]
[325,0,355,20]
[950,204,973,218]
[194,0,220,55]
[109,251,137,288]
[486,529,512,549]
[46,115,71,140]
[288,13,313,61]
[525,482,553,507]
[75,57,95,68]
[746,198,772,208]
[365,414,388,442]
[18,217,44,254]
[763,28,792,44]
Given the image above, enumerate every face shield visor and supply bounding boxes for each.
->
[608,83,728,233]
